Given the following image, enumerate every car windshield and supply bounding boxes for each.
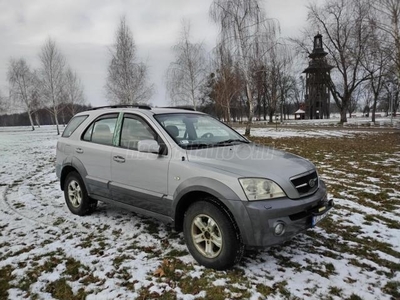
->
[154,113,249,149]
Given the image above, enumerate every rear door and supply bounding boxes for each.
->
[110,113,171,215]
[76,113,119,198]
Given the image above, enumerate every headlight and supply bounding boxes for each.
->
[239,178,285,201]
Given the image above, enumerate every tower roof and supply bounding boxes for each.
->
[303,33,334,73]
[309,33,328,58]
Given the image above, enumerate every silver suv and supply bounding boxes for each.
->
[56,106,333,270]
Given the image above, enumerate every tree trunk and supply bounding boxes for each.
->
[340,108,347,123]
[226,106,231,123]
[244,83,253,136]
[27,109,35,131]
[371,95,378,124]
[35,113,41,128]
[269,111,274,123]
[53,107,60,135]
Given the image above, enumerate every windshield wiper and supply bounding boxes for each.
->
[215,139,249,145]
[184,143,212,149]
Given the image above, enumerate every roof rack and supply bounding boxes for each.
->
[161,106,196,111]
[90,105,152,110]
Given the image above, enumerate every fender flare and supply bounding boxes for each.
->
[172,177,253,245]
[60,156,89,191]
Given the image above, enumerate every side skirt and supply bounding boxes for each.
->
[89,193,174,225]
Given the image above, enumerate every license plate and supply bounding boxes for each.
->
[312,210,329,227]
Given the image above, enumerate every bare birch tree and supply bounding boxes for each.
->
[39,38,66,135]
[209,43,243,121]
[106,16,153,105]
[0,89,6,114]
[210,0,278,135]
[166,20,206,110]
[373,0,400,84]
[7,58,40,130]
[308,0,373,123]
[64,67,85,117]
[362,23,392,123]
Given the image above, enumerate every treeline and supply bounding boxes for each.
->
[0,39,85,134]
[0,104,91,127]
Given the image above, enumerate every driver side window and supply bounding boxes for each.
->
[120,115,157,150]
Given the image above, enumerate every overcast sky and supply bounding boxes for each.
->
[0,0,317,108]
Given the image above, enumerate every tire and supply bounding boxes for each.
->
[64,171,97,216]
[183,200,244,270]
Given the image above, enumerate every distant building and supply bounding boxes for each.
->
[303,34,333,119]
[294,109,306,120]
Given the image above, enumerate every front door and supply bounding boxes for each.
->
[110,113,170,215]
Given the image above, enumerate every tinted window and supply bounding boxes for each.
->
[82,114,118,146]
[120,115,157,150]
[155,113,245,149]
[62,115,88,137]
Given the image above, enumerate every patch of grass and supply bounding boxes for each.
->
[303,260,336,278]
[373,215,400,229]
[0,265,15,299]
[53,217,65,226]
[113,254,131,269]
[256,280,289,298]
[18,257,63,293]
[116,267,137,291]
[178,267,252,299]
[45,278,87,300]
[65,257,89,281]
[138,245,162,258]
[97,224,110,233]
[79,273,104,286]
[13,202,25,208]
[77,233,95,248]
[328,286,343,297]
[345,293,363,300]
[143,219,160,235]
[164,249,189,257]
[383,281,400,298]
[137,285,177,299]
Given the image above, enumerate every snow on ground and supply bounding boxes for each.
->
[256,114,400,128]
[0,125,399,299]
[236,127,371,139]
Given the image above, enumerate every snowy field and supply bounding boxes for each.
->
[0,125,399,299]
[254,114,400,128]
[236,127,375,139]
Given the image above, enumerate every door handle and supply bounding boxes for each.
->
[76,148,84,154]
[113,155,125,163]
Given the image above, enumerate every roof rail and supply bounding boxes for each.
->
[161,106,196,111]
[90,105,152,110]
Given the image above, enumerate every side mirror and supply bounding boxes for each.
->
[137,139,160,154]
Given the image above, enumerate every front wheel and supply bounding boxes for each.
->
[183,200,244,270]
[64,171,97,216]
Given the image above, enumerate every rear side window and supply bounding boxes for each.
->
[62,115,88,137]
[82,114,118,146]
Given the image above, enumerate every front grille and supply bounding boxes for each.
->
[291,171,318,196]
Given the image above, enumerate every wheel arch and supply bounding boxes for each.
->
[60,157,88,191]
[172,178,252,245]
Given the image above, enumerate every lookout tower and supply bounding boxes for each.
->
[303,33,333,119]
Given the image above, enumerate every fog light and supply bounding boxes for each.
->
[274,222,285,236]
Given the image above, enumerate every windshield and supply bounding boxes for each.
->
[154,113,248,149]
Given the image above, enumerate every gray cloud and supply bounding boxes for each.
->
[0,0,312,109]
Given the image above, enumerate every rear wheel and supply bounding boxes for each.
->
[183,200,244,270]
[64,171,97,216]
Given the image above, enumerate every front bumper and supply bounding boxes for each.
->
[239,180,332,247]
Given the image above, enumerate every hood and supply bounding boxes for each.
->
[186,143,315,194]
